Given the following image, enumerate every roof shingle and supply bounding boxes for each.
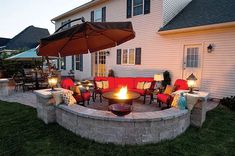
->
[159,0,235,31]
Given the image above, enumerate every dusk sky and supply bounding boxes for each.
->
[0,0,90,38]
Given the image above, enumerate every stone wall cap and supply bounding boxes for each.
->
[0,78,9,82]
[34,88,71,99]
[57,104,188,122]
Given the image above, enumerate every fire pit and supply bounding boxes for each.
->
[102,86,140,105]
[108,104,132,116]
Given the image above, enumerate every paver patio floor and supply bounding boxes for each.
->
[0,89,219,112]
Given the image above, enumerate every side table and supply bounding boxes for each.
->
[149,89,160,104]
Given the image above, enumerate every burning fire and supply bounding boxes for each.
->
[115,86,128,99]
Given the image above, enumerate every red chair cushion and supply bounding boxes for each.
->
[82,92,91,100]
[174,79,188,91]
[73,92,91,102]
[157,94,171,104]
[61,78,75,90]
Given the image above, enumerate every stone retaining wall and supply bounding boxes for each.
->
[55,105,190,145]
[34,89,194,145]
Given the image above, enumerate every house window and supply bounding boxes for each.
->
[94,8,102,22]
[71,56,74,70]
[61,19,71,30]
[61,57,66,70]
[75,54,83,71]
[76,55,81,70]
[186,48,199,68]
[133,0,143,16]
[127,0,150,18]
[122,49,135,65]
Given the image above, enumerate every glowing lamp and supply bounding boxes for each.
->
[154,74,164,89]
[48,76,58,91]
[186,73,197,94]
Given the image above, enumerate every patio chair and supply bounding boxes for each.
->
[60,78,91,105]
[13,73,24,91]
[157,79,188,108]
[23,76,35,92]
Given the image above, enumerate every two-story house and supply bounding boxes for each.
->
[51,0,235,99]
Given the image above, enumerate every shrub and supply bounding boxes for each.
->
[220,96,235,111]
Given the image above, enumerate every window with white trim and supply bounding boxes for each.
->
[60,57,66,70]
[94,8,102,22]
[122,49,135,65]
[133,0,143,16]
[186,47,199,68]
[75,55,81,70]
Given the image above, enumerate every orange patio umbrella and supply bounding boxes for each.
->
[37,18,135,57]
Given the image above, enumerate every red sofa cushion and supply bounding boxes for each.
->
[174,79,188,91]
[114,77,135,89]
[129,88,145,95]
[107,77,115,89]
[101,88,114,93]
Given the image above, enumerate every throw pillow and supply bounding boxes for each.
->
[143,82,151,90]
[95,81,103,89]
[62,91,76,105]
[164,85,174,95]
[70,86,81,95]
[171,94,180,108]
[136,82,145,89]
[102,81,109,89]
[52,92,63,105]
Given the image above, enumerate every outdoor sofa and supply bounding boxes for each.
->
[93,77,156,104]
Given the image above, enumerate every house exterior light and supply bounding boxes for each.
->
[186,73,197,94]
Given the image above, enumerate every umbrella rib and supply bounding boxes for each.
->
[95,31,118,45]
[58,36,74,56]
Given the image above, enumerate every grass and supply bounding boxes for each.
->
[0,101,234,156]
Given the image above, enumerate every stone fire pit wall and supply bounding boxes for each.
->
[35,89,191,145]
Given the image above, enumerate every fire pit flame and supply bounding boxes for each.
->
[115,86,128,99]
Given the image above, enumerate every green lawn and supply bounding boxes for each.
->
[0,101,234,156]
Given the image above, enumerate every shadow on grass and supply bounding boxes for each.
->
[0,100,234,156]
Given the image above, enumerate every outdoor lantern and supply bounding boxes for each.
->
[154,74,164,89]
[186,73,197,94]
[207,44,213,53]
[48,76,58,91]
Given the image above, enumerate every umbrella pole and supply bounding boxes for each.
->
[46,56,51,73]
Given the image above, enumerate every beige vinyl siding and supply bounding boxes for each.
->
[53,0,235,98]
[160,27,235,99]
[163,0,192,26]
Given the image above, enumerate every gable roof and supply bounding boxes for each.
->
[159,0,235,32]
[0,37,11,47]
[52,0,107,21]
[5,25,50,50]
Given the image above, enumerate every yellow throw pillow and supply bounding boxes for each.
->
[52,92,63,106]
[95,81,103,89]
[102,81,109,89]
[137,82,145,89]
[171,94,180,108]
[164,85,173,95]
[70,86,81,95]
[143,82,151,90]
[62,91,76,106]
